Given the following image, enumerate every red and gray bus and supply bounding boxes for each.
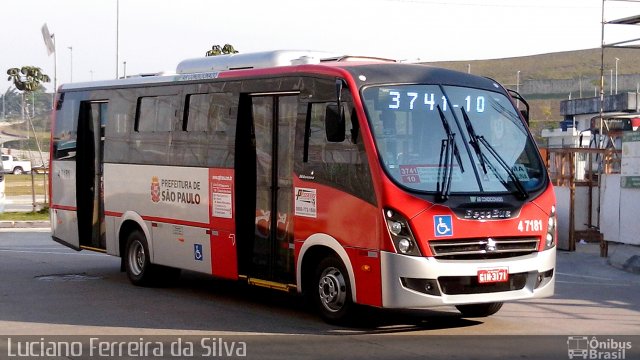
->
[50,50,556,323]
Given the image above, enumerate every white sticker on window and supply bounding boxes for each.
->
[295,187,317,218]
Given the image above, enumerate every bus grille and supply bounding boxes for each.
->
[438,273,528,295]
[429,237,539,260]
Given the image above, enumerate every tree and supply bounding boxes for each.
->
[206,44,239,57]
[7,66,50,92]
[5,66,50,163]
[6,66,51,120]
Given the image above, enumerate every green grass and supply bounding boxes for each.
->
[0,207,49,221]
[4,174,48,196]
[1,174,49,221]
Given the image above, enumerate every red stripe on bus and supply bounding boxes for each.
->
[50,204,77,211]
[57,208,211,229]
[104,212,210,229]
[140,216,210,229]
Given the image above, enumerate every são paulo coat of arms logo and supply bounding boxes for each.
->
[151,176,160,203]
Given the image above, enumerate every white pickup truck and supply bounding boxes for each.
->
[1,155,32,175]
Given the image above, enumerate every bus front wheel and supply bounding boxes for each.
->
[456,302,503,317]
[313,256,354,324]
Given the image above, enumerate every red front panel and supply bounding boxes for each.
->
[293,178,383,307]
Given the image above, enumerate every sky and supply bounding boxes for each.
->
[2,0,639,92]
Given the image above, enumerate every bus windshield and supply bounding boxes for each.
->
[362,84,545,196]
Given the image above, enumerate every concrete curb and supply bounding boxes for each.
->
[0,220,51,229]
[607,243,640,275]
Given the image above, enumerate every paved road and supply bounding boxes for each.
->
[0,230,638,359]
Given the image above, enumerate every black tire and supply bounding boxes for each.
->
[12,167,23,175]
[124,230,161,286]
[456,302,504,317]
[312,256,354,324]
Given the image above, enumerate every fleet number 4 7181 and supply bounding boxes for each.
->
[517,219,543,232]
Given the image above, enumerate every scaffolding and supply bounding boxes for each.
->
[546,147,621,255]
[600,0,640,140]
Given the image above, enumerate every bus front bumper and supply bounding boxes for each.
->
[380,248,556,308]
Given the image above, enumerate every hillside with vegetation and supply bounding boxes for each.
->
[427,48,640,85]
[426,48,640,142]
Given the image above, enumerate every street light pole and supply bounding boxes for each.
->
[579,75,583,98]
[52,34,57,106]
[68,46,73,83]
[116,0,120,79]
[610,69,613,95]
[615,57,619,94]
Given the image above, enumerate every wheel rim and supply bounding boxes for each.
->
[128,240,145,276]
[318,266,347,313]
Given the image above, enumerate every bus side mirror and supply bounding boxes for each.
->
[325,104,345,142]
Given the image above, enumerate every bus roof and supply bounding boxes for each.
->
[57,50,500,93]
[58,50,396,91]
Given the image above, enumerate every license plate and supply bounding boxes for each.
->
[477,268,509,284]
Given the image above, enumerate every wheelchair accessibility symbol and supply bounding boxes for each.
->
[434,215,453,237]
[194,244,203,261]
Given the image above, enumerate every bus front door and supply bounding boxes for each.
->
[236,94,297,283]
[76,101,106,251]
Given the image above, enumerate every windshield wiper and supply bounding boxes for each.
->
[460,107,528,200]
[436,105,464,202]
[460,107,487,174]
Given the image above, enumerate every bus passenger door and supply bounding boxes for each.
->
[236,94,297,283]
[76,101,107,251]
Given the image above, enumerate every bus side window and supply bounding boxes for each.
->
[305,103,360,164]
[302,102,375,205]
[135,95,176,132]
[183,93,230,133]
[53,92,79,160]
[176,92,234,168]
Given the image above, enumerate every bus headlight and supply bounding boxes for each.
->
[384,209,422,256]
[545,206,557,250]
[389,221,403,236]
[397,238,413,253]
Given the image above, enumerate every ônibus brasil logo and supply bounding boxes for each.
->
[567,336,632,359]
[151,176,161,203]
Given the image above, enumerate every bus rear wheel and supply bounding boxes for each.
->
[313,256,354,324]
[125,230,161,286]
[456,302,503,317]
